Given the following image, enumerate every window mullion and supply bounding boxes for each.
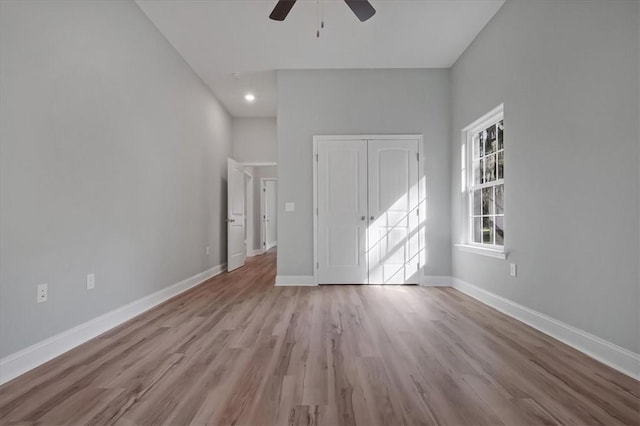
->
[470,179,504,191]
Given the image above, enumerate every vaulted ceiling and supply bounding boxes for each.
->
[136,0,504,117]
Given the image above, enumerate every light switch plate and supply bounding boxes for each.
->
[285,202,295,212]
[87,273,95,290]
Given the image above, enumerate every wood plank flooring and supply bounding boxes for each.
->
[0,250,638,425]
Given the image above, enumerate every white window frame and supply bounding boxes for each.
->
[456,104,507,259]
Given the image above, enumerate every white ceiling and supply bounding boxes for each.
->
[136,0,504,118]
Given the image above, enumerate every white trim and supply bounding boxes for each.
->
[313,140,319,284]
[462,104,504,133]
[261,178,278,253]
[0,263,226,385]
[275,275,317,286]
[451,277,640,380]
[240,162,277,167]
[266,241,277,251]
[455,244,508,259]
[245,172,254,258]
[312,134,422,141]
[312,135,424,285]
[421,275,453,287]
[248,249,263,257]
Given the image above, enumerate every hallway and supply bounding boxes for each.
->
[0,251,637,425]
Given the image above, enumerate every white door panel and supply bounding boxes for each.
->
[227,158,246,272]
[367,140,420,284]
[317,140,368,284]
[265,180,277,249]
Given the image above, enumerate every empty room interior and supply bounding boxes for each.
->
[1,0,639,425]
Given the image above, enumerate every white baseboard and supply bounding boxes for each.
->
[421,275,453,287]
[275,275,316,286]
[0,263,226,385]
[451,277,640,380]
[266,241,277,251]
[247,249,263,257]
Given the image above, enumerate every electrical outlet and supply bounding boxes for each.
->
[510,263,517,277]
[87,273,95,290]
[37,283,48,303]
[206,246,211,255]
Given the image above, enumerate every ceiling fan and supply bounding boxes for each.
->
[269,0,376,23]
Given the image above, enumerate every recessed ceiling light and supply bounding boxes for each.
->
[245,93,255,102]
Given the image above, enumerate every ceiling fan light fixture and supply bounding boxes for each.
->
[269,0,376,23]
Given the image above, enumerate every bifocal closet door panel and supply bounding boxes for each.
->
[367,139,420,284]
[317,140,368,284]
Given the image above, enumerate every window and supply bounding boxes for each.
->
[462,105,505,254]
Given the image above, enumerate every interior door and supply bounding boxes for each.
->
[227,158,246,271]
[264,179,277,250]
[367,139,420,284]
[317,140,368,284]
[244,172,253,257]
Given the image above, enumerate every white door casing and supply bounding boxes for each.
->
[367,139,420,284]
[264,179,278,250]
[317,140,368,284]
[244,170,254,257]
[227,158,246,271]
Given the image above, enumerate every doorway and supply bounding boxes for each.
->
[227,160,277,272]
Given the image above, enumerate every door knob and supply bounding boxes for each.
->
[361,216,366,221]
[370,216,375,220]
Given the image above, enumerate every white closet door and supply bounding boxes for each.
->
[317,140,368,284]
[367,139,420,284]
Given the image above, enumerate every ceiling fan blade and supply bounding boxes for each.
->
[344,0,376,22]
[269,0,297,21]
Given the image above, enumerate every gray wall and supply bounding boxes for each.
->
[450,0,639,352]
[277,69,451,277]
[0,0,232,357]
[251,166,278,252]
[232,117,277,163]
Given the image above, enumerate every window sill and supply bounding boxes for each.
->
[455,244,508,260]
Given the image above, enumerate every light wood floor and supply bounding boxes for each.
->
[1,250,638,425]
